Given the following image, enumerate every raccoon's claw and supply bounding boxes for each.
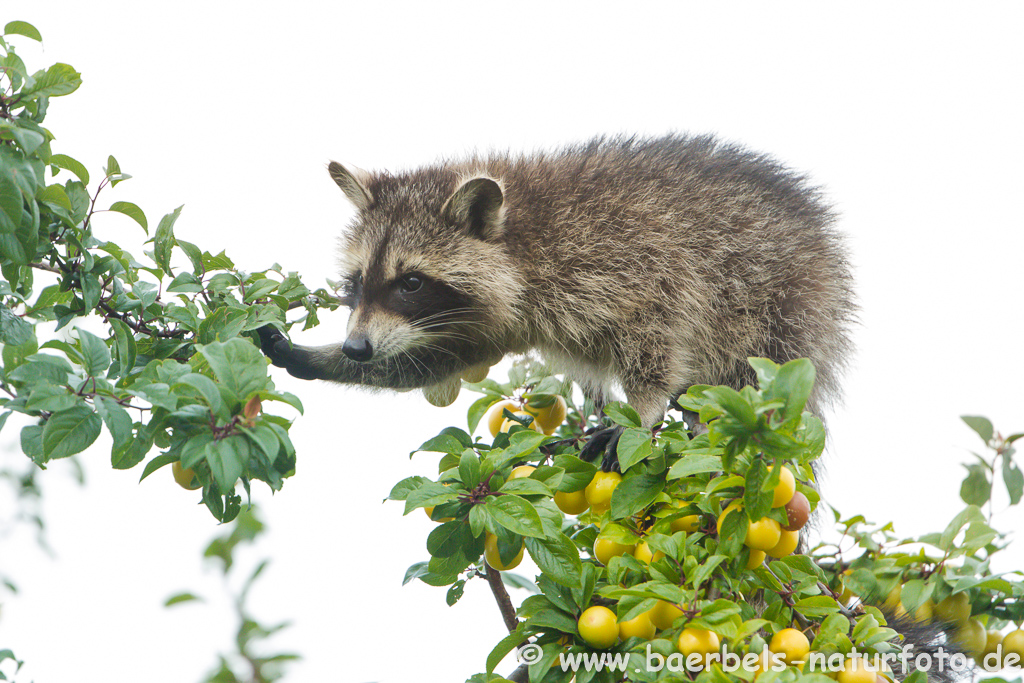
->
[256,326,290,367]
[681,409,709,437]
[256,326,321,381]
[579,425,625,472]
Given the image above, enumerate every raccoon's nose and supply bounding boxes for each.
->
[342,335,374,362]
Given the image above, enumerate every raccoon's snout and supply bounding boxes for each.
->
[342,334,374,362]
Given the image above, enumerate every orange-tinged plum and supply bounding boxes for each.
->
[783,491,811,531]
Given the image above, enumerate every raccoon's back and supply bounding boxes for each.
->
[471,134,855,408]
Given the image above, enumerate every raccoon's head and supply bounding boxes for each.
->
[327,161,524,373]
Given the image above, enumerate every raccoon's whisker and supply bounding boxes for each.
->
[397,348,430,384]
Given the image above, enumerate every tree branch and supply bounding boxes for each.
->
[485,563,519,634]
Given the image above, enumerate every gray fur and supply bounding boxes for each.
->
[265,134,856,427]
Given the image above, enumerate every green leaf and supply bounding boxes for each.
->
[959,464,992,507]
[690,554,728,589]
[25,63,82,99]
[401,561,457,588]
[4,21,42,41]
[616,427,652,472]
[526,607,579,632]
[243,424,280,463]
[483,494,546,538]
[180,433,214,469]
[1002,455,1024,506]
[404,481,458,514]
[21,424,44,464]
[81,272,101,312]
[176,239,203,273]
[962,415,994,443]
[37,183,71,210]
[108,201,148,233]
[610,472,664,519]
[743,458,771,521]
[128,382,177,412]
[139,453,178,482]
[152,205,182,273]
[794,595,843,618]
[41,406,102,460]
[499,478,553,497]
[1,123,45,156]
[112,431,152,470]
[551,454,597,492]
[502,429,550,462]
[771,358,815,423]
[485,625,528,674]
[466,394,495,435]
[414,433,465,456]
[667,454,723,479]
[445,579,465,606]
[25,384,80,412]
[76,328,111,376]
[108,318,137,380]
[50,154,89,185]
[206,437,246,494]
[459,449,481,489]
[703,386,757,429]
[163,592,202,607]
[94,397,133,451]
[426,521,472,558]
[0,305,33,345]
[525,533,582,588]
[0,169,22,234]
[604,401,642,428]
[939,506,985,550]
[387,476,432,501]
[174,373,227,419]
[197,338,268,403]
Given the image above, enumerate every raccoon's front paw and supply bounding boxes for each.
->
[256,326,291,368]
[579,425,624,473]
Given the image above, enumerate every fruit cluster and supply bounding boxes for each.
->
[569,461,824,673]
[398,360,1024,683]
[484,395,569,437]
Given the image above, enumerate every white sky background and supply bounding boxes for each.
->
[2,2,1023,682]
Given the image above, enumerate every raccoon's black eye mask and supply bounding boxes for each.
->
[387,272,477,327]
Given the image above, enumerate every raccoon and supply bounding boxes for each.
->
[259,134,855,466]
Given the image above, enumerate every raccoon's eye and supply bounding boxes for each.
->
[398,274,423,293]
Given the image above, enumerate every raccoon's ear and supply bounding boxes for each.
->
[328,161,374,212]
[441,176,505,241]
